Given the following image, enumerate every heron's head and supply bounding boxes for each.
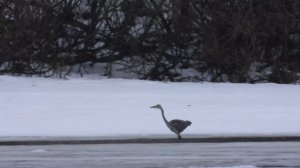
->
[185,120,192,126]
[150,104,162,109]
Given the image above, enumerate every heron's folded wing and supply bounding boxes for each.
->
[169,119,188,133]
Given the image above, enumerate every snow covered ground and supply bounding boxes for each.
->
[0,75,300,138]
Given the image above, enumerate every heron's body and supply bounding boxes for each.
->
[150,104,191,139]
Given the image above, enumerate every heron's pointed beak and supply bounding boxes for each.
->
[150,105,158,108]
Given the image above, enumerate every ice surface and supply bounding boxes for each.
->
[0,75,300,137]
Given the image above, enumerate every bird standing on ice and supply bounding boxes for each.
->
[150,104,191,139]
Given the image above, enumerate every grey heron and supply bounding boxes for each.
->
[150,104,191,139]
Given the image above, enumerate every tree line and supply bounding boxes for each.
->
[1,0,300,83]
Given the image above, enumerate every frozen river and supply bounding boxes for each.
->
[0,142,300,168]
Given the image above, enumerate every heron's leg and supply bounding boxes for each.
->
[177,134,182,139]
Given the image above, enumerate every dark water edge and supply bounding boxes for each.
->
[1,136,300,146]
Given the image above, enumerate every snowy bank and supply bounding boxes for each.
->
[0,75,300,137]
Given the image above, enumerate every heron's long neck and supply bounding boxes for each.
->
[159,107,171,128]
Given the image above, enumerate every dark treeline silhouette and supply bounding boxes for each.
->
[1,0,300,83]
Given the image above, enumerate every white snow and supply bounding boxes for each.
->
[195,166,257,168]
[0,75,300,138]
[29,149,48,153]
